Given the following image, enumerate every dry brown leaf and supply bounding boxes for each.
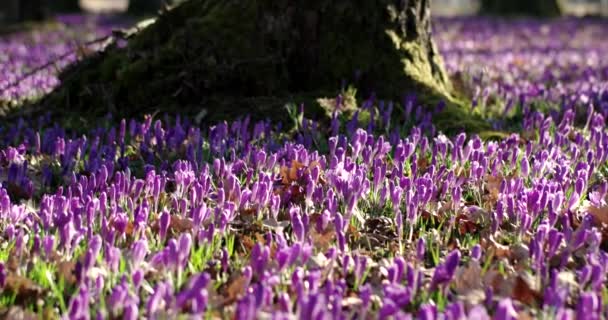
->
[3,274,45,306]
[582,203,608,226]
[280,160,305,185]
[483,237,511,259]
[456,214,479,235]
[484,270,541,307]
[310,226,336,252]
[453,261,483,295]
[0,306,39,320]
[5,183,31,201]
[150,214,194,237]
[511,275,542,306]
[238,207,258,222]
[240,235,256,254]
[56,260,77,285]
[341,296,363,309]
[5,253,19,273]
[222,274,249,306]
[485,174,504,203]
[169,215,194,235]
[417,157,430,173]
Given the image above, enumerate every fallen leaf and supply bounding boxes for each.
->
[511,275,542,306]
[453,260,483,295]
[485,174,504,204]
[3,274,45,306]
[307,252,331,269]
[56,260,77,285]
[239,235,256,253]
[310,226,336,252]
[238,207,258,222]
[484,270,541,307]
[151,214,193,237]
[280,160,306,185]
[341,296,363,309]
[225,275,248,302]
[482,237,511,259]
[0,306,38,320]
[169,215,194,235]
[581,202,608,226]
[417,157,430,173]
[456,213,479,235]
[5,183,31,202]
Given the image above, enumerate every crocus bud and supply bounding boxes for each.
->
[0,263,5,288]
[430,249,460,289]
[159,211,170,242]
[577,292,600,320]
[416,238,426,261]
[131,239,148,268]
[417,304,437,320]
[495,299,517,320]
[43,235,55,260]
[520,156,530,177]
[132,269,144,290]
[471,245,482,260]
[123,303,138,320]
[467,306,490,320]
[177,233,192,269]
[290,207,305,242]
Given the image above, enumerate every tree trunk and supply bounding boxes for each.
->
[1,0,48,23]
[40,0,481,131]
[51,0,81,12]
[0,0,20,24]
[480,0,562,17]
[19,0,49,21]
[128,0,169,14]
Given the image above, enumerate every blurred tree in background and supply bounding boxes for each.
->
[51,0,82,12]
[480,0,562,17]
[128,0,174,14]
[1,0,48,23]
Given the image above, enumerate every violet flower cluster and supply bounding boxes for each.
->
[0,14,129,103]
[436,17,608,129]
[0,14,605,320]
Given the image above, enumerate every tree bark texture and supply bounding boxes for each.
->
[41,0,459,127]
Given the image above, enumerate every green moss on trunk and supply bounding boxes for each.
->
[39,0,463,131]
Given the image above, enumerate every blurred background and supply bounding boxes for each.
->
[1,0,608,23]
[432,0,608,16]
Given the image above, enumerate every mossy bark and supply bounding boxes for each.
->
[51,0,81,12]
[127,0,169,14]
[480,0,562,17]
[40,0,474,130]
[0,0,20,24]
[1,0,48,23]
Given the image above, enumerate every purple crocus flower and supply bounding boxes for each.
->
[416,238,426,261]
[471,244,482,260]
[494,299,518,320]
[576,292,601,320]
[131,239,148,268]
[123,303,138,320]
[159,210,170,242]
[290,207,305,242]
[468,305,490,320]
[417,304,437,320]
[430,250,461,290]
[0,263,5,288]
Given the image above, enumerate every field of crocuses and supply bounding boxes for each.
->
[0,14,607,319]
